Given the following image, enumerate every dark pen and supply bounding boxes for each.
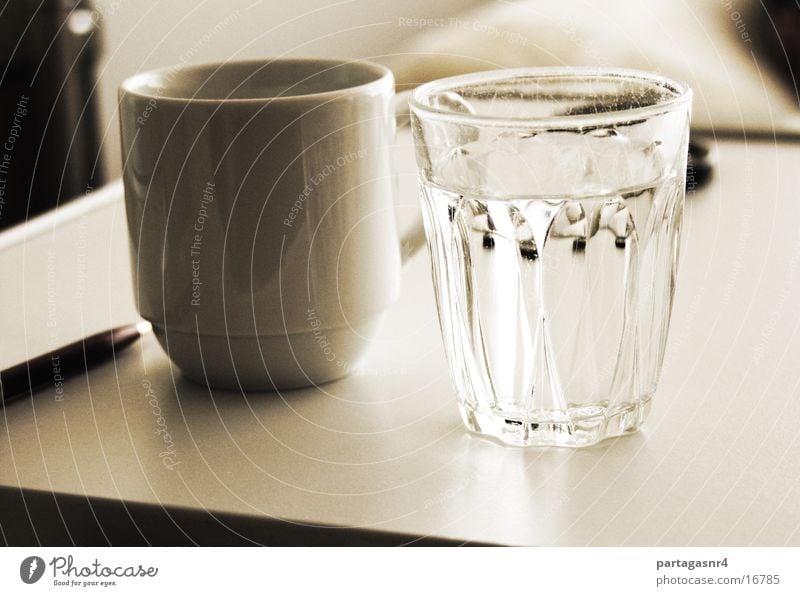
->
[0,321,151,406]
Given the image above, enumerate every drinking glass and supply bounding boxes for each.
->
[410,68,692,447]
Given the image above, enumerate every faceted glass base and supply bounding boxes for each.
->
[459,395,652,447]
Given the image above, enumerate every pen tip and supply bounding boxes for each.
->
[136,321,153,335]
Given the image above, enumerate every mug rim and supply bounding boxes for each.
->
[409,66,692,129]
[119,57,393,104]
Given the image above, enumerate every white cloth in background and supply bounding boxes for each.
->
[387,0,799,133]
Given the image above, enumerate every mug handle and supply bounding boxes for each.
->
[392,89,427,264]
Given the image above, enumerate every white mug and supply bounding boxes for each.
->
[119,58,420,390]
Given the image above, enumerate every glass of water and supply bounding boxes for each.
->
[410,68,692,447]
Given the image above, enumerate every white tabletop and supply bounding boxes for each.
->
[2,134,800,546]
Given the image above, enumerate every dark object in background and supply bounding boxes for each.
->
[750,0,800,102]
[0,0,104,230]
[687,138,714,193]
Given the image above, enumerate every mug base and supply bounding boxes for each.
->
[151,318,383,391]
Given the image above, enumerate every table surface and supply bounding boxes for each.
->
[2,133,800,546]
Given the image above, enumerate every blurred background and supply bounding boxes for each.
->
[0,0,797,229]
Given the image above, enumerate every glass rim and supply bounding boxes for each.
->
[409,66,692,128]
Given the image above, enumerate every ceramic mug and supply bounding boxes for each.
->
[119,58,420,390]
